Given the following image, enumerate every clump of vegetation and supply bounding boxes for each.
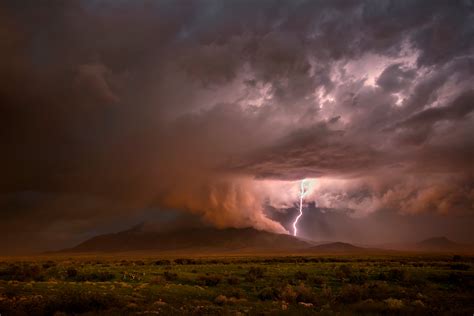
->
[246,266,266,281]
[337,264,353,279]
[66,268,114,282]
[42,261,57,269]
[338,284,363,304]
[450,263,470,270]
[66,268,78,278]
[47,288,122,314]
[77,271,115,282]
[227,276,240,285]
[258,287,279,301]
[312,276,325,286]
[150,276,165,285]
[385,297,405,310]
[163,271,178,281]
[386,268,407,282]
[294,271,308,281]
[198,274,222,286]
[174,258,197,265]
[0,264,45,281]
[0,255,472,315]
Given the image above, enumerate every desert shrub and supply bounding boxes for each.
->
[384,297,404,310]
[312,276,325,286]
[321,285,334,302]
[450,263,470,270]
[163,271,178,281]
[73,271,115,282]
[436,272,474,289]
[294,284,316,303]
[227,276,240,285]
[349,273,368,284]
[46,289,122,314]
[3,283,20,298]
[352,299,387,313]
[294,271,308,281]
[66,268,78,278]
[386,268,407,282]
[227,288,246,299]
[150,276,165,285]
[42,261,57,269]
[0,264,44,281]
[378,268,407,282]
[258,287,279,301]
[214,295,228,305]
[155,259,171,265]
[337,264,353,279]
[338,284,363,304]
[246,266,266,281]
[279,285,297,303]
[364,282,393,300]
[134,260,145,266]
[174,258,196,265]
[452,255,462,262]
[198,274,222,286]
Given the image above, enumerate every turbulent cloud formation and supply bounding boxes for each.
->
[0,0,473,254]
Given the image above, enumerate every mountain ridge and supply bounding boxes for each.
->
[57,227,474,254]
[61,227,312,253]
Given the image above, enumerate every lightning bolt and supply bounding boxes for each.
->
[293,179,309,237]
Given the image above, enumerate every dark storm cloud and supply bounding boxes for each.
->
[230,123,386,180]
[0,0,473,253]
[395,90,474,130]
[376,63,416,92]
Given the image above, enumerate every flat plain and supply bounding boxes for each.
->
[0,253,473,315]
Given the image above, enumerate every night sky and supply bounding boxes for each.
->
[1,1,473,254]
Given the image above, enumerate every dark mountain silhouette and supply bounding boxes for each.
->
[377,236,473,252]
[60,227,311,253]
[308,242,366,253]
[59,226,473,254]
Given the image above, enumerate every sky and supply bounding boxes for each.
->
[0,0,473,254]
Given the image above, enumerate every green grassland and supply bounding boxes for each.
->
[0,253,473,315]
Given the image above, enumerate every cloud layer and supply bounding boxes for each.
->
[0,0,473,253]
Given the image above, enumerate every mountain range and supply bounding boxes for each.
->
[58,224,474,254]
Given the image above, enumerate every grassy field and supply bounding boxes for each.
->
[0,253,473,315]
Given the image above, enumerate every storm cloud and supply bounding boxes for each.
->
[0,0,473,254]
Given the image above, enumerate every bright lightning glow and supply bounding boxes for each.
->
[293,179,310,237]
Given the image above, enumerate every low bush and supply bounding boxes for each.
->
[294,271,308,281]
[338,284,363,304]
[337,264,353,279]
[155,259,171,265]
[258,287,279,301]
[0,264,45,281]
[174,258,196,265]
[312,276,325,286]
[386,268,407,282]
[67,270,115,282]
[450,263,470,270]
[47,289,122,314]
[163,271,178,281]
[198,274,222,286]
[246,266,266,281]
[227,276,240,285]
